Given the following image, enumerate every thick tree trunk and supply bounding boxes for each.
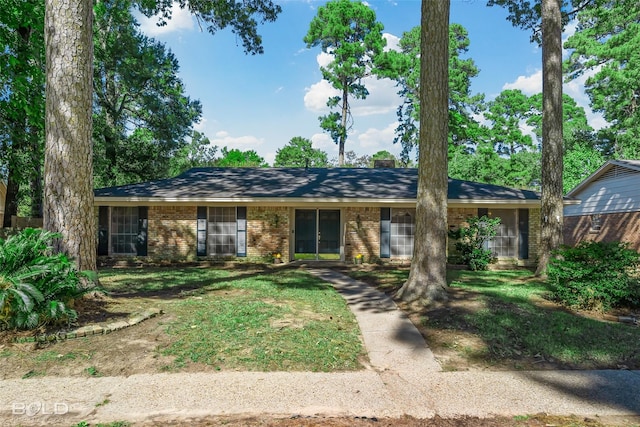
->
[397,0,449,305]
[536,0,564,277]
[44,0,96,274]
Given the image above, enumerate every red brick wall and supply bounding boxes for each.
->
[564,212,640,251]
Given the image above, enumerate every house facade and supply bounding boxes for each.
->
[94,168,544,265]
[564,159,640,251]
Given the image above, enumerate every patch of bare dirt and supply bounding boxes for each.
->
[141,414,640,427]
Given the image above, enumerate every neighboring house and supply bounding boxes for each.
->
[94,167,546,265]
[0,180,6,218]
[564,159,640,251]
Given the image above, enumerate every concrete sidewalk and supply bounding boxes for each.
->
[1,268,639,426]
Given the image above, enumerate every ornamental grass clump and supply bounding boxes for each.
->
[548,241,640,311]
[0,228,97,330]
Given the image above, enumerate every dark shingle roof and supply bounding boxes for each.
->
[94,167,541,202]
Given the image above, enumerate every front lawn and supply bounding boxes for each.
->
[342,266,640,371]
[0,265,364,379]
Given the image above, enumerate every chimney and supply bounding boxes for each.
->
[373,159,395,168]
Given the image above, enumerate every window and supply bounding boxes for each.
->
[110,207,139,255]
[391,209,415,257]
[208,207,237,256]
[486,209,517,258]
[590,214,602,232]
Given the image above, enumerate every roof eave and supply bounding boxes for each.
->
[94,196,543,207]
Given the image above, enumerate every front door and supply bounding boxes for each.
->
[294,209,340,260]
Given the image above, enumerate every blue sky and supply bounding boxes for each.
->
[137,0,604,166]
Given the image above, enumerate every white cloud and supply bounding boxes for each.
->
[503,69,542,95]
[357,122,398,151]
[351,77,401,116]
[304,80,339,113]
[304,75,400,116]
[264,151,277,166]
[317,52,334,68]
[383,33,400,52]
[310,133,337,153]
[138,3,195,36]
[211,131,264,150]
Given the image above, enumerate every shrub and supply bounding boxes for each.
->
[548,241,640,311]
[0,228,98,330]
[448,216,501,271]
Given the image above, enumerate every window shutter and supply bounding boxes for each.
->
[518,209,529,259]
[97,206,109,256]
[136,207,148,256]
[236,207,247,257]
[380,208,391,258]
[197,207,207,256]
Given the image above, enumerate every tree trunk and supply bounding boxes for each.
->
[397,0,450,305]
[536,0,564,277]
[339,85,349,166]
[2,174,20,228]
[44,0,96,274]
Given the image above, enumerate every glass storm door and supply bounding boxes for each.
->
[294,209,340,260]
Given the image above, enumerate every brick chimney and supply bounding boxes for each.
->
[373,159,395,168]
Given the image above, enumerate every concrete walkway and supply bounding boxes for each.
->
[1,268,639,426]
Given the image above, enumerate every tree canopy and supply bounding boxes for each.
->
[304,0,386,166]
[274,137,329,167]
[137,0,281,55]
[93,0,202,187]
[378,23,483,163]
[215,147,268,167]
[564,0,640,159]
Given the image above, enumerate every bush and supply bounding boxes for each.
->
[448,216,501,271]
[548,241,640,311]
[0,228,98,330]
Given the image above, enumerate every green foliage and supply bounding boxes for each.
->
[0,0,46,221]
[379,24,483,163]
[485,89,534,156]
[304,0,386,163]
[449,216,501,271]
[215,147,268,167]
[563,141,603,194]
[548,241,640,311]
[274,137,328,167]
[93,0,202,187]
[168,131,218,175]
[137,0,281,55]
[0,228,97,330]
[564,0,640,159]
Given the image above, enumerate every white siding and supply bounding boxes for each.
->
[565,166,640,216]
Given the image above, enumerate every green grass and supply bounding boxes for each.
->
[99,266,364,372]
[345,267,640,369]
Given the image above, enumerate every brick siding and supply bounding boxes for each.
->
[148,206,198,259]
[564,211,640,251]
[246,206,290,260]
[97,205,542,264]
[344,207,381,262]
